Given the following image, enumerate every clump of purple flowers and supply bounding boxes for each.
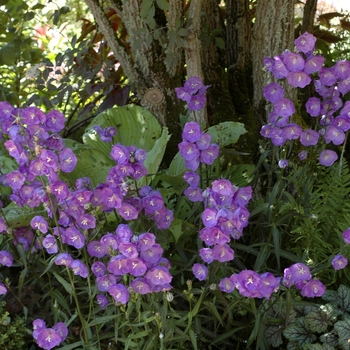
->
[261,32,350,167]
[33,319,68,350]
[175,76,210,111]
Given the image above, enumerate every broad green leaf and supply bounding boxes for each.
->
[283,318,317,348]
[223,163,255,187]
[334,318,350,350]
[265,324,284,347]
[323,285,350,315]
[83,105,162,152]
[138,127,170,186]
[304,305,335,333]
[319,331,338,347]
[2,202,46,228]
[156,0,169,11]
[168,218,184,243]
[64,139,114,188]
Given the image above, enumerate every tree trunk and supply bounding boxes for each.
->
[301,0,318,34]
[252,0,295,123]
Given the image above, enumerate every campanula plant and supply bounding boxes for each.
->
[1,31,350,350]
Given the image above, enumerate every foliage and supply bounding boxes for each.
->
[0,301,26,349]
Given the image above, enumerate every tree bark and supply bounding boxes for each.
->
[252,0,295,122]
[301,0,318,34]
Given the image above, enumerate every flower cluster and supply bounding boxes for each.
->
[178,121,219,171]
[33,319,68,350]
[0,102,174,347]
[283,262,325,298]
[175,76,210,111]
[218,270,281,299]
[261,32,350,167]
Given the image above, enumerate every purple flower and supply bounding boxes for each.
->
[184,157,200,171]
[272,57,289,79]
[87,241,107,258]
[306,97,321,117]
[59,148,77,173]
[137,233,156,251]
[71,259,89,278]
[200,143,219,164]
[5,171,26,191]
[77,213,96,230]
[50,181,69,200]
[145,266,173,286]
[108,256,128,276]
[338,77,350,95]
[196,133,212,150]
[140,244,163,265]
[324,126,345,145]
[65,227,85,249]
[212,179,235,197]
[0,250,13,267]
[184,76,204,94]
[116,224,132,244]
[235,270,263,298]
[273,98,295,117]
[319,68,337,86]
[55,253,73,267]
[332,254,348,270]
[199,248,214,263]
[96,294,109,309]
[175,87,191,102]
[21,106,45,125]
[117,203,139,220]
[36,328,62,350]
[91,261,106,277]
[298,151,308,160]
[96,274,117,292]
[263,82,284,103]
[33,319,46,339]
[45,110,65,132]
[300,129,319,146]
[30,216,49,233]
[183,171,200,187]
[281,124,302,140]
[286,71,311,88]
[318,149,338,166]
[278,159,288,169]
[188,95,207,111]
[212,244,234,262]
[110,144,130,164]
[202,208,218,227]
[42,234,58,254]
[53,322,68,342]
[294,32,317,54]
[283,263,311,287]
[264,57,274,72]
[108,283,130,304]
[0,283,7,295]
[301,279,326,298]
[130,278,152,294]
[233,186,252,207]
[192,263,208,281]
[270,128,287,146]
[219,277,235,293]
[304,55,325,74]
[184,187,204,202]
[343,228,350,244]
[182,122,202,143]
[334,60,350,80]
[260,272,280,299]
[178,141,200,161]
[283,52,305,72]
[126,258,148,276]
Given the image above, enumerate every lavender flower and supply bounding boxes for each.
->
[294,32,317,54]
[218,277,235,293]
[182,121,202,143]
[108,283,130,304]
[332,254,348,270]
[278,159,288,169]
[96,294,109,309]
[0,283,7,295]
[343,228,350,244]
[36,328,62,350]
[0,250,13,267]
[192,263,208,281]
[318,149,338,166]
[300,279,326,298]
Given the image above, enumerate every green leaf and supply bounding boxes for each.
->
[334,318,350,349]
[168,218,184,243]
[140,0,154,18]
[304,305,336,333]
[156,0,169,11]
[53,272,73,294]
[319,331,338,347]
[323,285,350,315]
[64,139,114,188]
[88,315,119,327]
[283,318,317,348]
[214,37,225,49]
[2,203,46,228]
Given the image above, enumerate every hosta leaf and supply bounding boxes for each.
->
[2,203,46,228]
[64,139,113,188]
[334,318,350,350]
[284,318,317,348]
[305,305,336,333]
[83,105,162,153]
